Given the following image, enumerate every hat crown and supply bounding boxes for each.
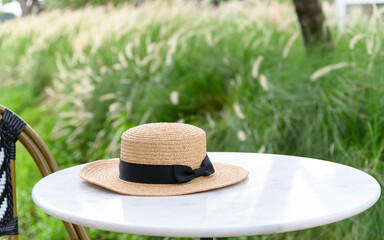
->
[120,123,206,169]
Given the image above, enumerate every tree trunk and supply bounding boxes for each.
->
[17,0,29,16]
[293,0,333,50]
[18,0,43,16]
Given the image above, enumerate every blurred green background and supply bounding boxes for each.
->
[0,0,383,239]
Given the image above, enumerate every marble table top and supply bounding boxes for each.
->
[32,152,381,237]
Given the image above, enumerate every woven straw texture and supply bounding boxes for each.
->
[80,159,248,196]
[80,122,248,196]
[121,123,206,169]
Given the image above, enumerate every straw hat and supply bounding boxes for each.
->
[80,123,248,196]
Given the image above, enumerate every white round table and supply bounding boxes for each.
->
[32,152,381,237]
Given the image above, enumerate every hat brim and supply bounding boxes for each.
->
[79,159,249,196]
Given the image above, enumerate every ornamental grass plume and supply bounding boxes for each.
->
[237,130,247,141]
[206,113,215,128]
[310,62,355,81]
[251,56,264,78]
[99,93,117,102]
[349,34,365,50]
[170,91,179,105]
[233,103,245,120]
[282,32,299,59]
[258,145,266,153]
[259,74,269,91]
[118,52,128,68]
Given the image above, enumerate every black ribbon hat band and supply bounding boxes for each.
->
[119,155,215,184]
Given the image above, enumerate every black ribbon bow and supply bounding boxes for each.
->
[119,155,215,184]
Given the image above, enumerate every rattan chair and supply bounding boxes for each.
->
[0,105,90,240]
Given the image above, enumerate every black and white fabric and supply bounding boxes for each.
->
[0,109,26,236]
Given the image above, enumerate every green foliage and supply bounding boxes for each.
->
[0,2,384,239]
[0,0,13,4]
[0,11,16,22]
[44,0,135,9]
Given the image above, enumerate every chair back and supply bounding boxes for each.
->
[0,108,24,237]
[0,106,89,240]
